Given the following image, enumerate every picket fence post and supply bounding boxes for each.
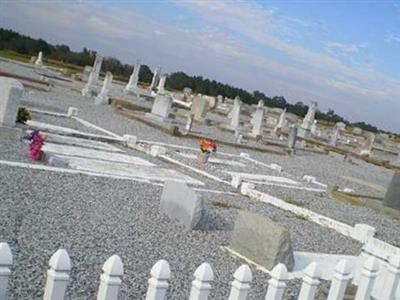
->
[327,259,352,300]
[354,257,379,300]
[97,255,124,300]
[228,264,252,300]
[298,262,320,300]
[43,249,71,300]
[381,255,400,300]
[0,243,12,300]
[265,264,288,300]
[145,260,170,300]
[189,263,213,300]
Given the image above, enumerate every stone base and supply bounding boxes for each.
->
[297,127,310,138]
[94,94,109,105]
[123,88,139,96]
[81,86,97,97]
[43,153,70,168]
[145,112,173,124]
[0,126,22,140]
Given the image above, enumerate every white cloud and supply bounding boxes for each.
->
[1,0,400,131]
[385,33,400,43]
[325,42,367,57]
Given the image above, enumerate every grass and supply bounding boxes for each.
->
[283,198,304,207]
[210,200,241,210]
[295,214,310,221]
[0,50,31,63]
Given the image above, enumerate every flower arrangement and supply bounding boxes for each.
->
[24,130,46,161]
[198,138,217,163]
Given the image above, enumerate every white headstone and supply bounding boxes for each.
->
[274,108,287,133]
[191,95,208,121]
[150,94,172,120]
[35,51,43,67]
[157,75,167,94]
[0,77,24,127]
[250,100,265,136]
[299,101,317,138]
[229,96,241,130]
[95,72,113,105]
[330,122,346,146]
[82,54,103,97]
[125,60,141,93]
[310,120,317,135]
[150,67,161,90]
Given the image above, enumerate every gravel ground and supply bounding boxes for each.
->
[0,60,397,298]
[1,164,335,299]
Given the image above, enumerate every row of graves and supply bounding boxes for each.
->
[0,52,400,298]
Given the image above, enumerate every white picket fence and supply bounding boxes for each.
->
[0,242,399,300]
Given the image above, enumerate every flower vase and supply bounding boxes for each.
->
[198,152,210,163]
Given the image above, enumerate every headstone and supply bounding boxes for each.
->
[185,114,194,133]
[229,96,241,130]
[330,122,346,146]
[82,54,103,97]
[384,172,400,210]
[157,74,167,94]
[0,77,24,139]
[205,96,217,110]
[353,127,363,135]
[230,211,295,271]
[0,77,24,126]
[149,94,173,121]
[191,95,208,121]
[82,66,93,82]
[150,67,161,90]
[95,72,113,105]
[250,100,265,136]
[288,125,297,154]
[160,181,207,230]
[298,101,317,138]
[125,60,141,93]
[361,132,376,155]
[310,120,317,135]
[274,108,287,133]
[183,87,192,101]
[35,51,43,67]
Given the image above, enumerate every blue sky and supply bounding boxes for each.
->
[1,0,399,132]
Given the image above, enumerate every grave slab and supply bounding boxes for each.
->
[66,156,204,186]
[42,143,154,166]
[29,132,123,152]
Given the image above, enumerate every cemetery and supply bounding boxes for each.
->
[0,51,400,300]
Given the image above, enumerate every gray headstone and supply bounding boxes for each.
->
[384,172,400,210]
[230,211,295,271]
[0,77,24,126]
[288,126,297,150]
[160,181,207,230]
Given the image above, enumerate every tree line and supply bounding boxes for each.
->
[0,28,386,134]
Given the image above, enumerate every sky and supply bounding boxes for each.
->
[1,0,399,132]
